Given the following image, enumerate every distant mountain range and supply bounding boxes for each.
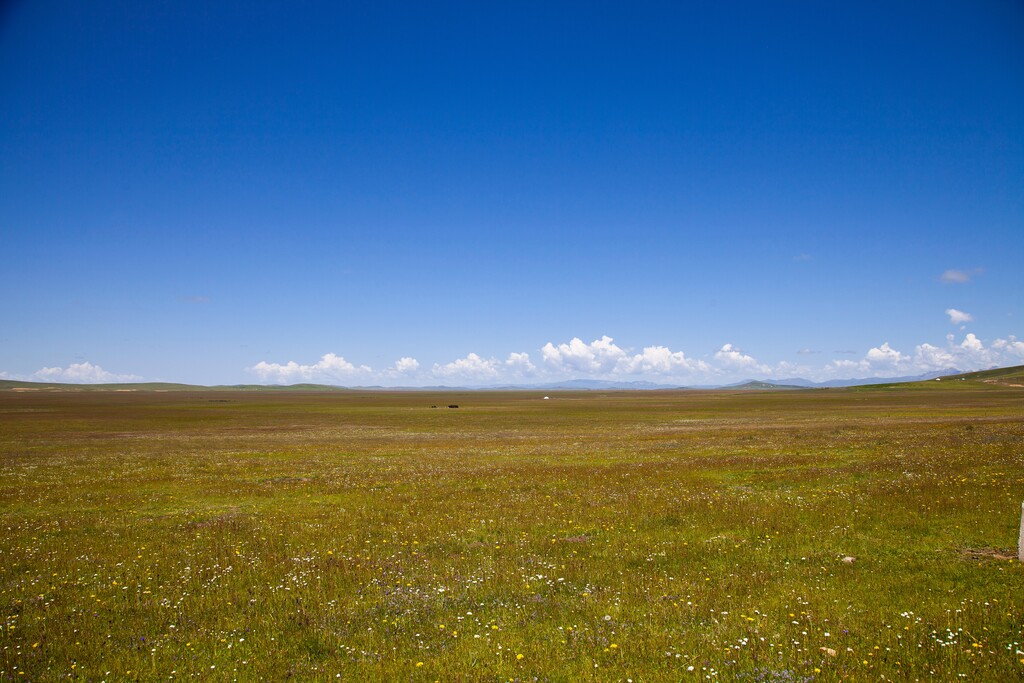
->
[729,368,964,389]
[0,367,986,392]
[482,379,684,391]
[374,369,967,391]
[469,368,964,391]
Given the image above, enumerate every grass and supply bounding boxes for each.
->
[1,378,1023,681]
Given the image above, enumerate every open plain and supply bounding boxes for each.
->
[2,370,1023,681]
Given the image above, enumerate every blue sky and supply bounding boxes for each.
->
[1,1,1022,386]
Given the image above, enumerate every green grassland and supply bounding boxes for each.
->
[1,372,1023,681]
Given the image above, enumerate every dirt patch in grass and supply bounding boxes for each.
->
[958,547,1017,561]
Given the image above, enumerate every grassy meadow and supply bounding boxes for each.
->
[2,371,1024,681]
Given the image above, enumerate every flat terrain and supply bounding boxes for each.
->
[1,378,1023,681]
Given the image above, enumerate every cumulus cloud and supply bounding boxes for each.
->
[714,344,770,373]
[959,332,983,353]
[505,352,537,375]
[242,331,1023,388]
[539,336,706,378]
[33,362,141,384]
[393,357,420,373]
[821,332,1023,380]
[376,358,419,378]
[432,352,501,381]
[827,358,862,373]
[617,345,709,375]
[380,356,420,380]
[540,336,629,374]
[909,333,1024,373]
[773,360,811,377]
[909,333,991,371]
[822,342,911,378]
[249,353,372,384]
[430,351,538,383]
[865,342,907,367]
[946,308,973,326]
[913,342,955,369]
[992,336,1024,361]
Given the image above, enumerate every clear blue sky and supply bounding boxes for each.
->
[2,1,1022,385]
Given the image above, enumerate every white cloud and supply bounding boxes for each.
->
[243,331,1023,388]
[248,353,372,384]
[540,336,629,374]
[945,308,973,325]
[505,352,537,375]
[33,362,141,384]
[432,352,501,381]
[905,332,1024,373]
[366,357,420,382]
[393,357,420,373]
[865,342,907,367]
[820,342,911,378]
[913,342,955,369]
[539,336,707,378]
[992,336,1024,359]
[380,357,421,380]
[959,332,983,353]
[773,360,811,377]
[713,344,770,373]
[910,333,991,371]
[827,359,862,373]
[621,345,709,375]
[430,351,538,383]
[820,333,1023,380]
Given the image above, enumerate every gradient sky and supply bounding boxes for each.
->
[2,1,1022,386]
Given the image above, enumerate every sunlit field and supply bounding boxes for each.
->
[2,375,1023,681]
